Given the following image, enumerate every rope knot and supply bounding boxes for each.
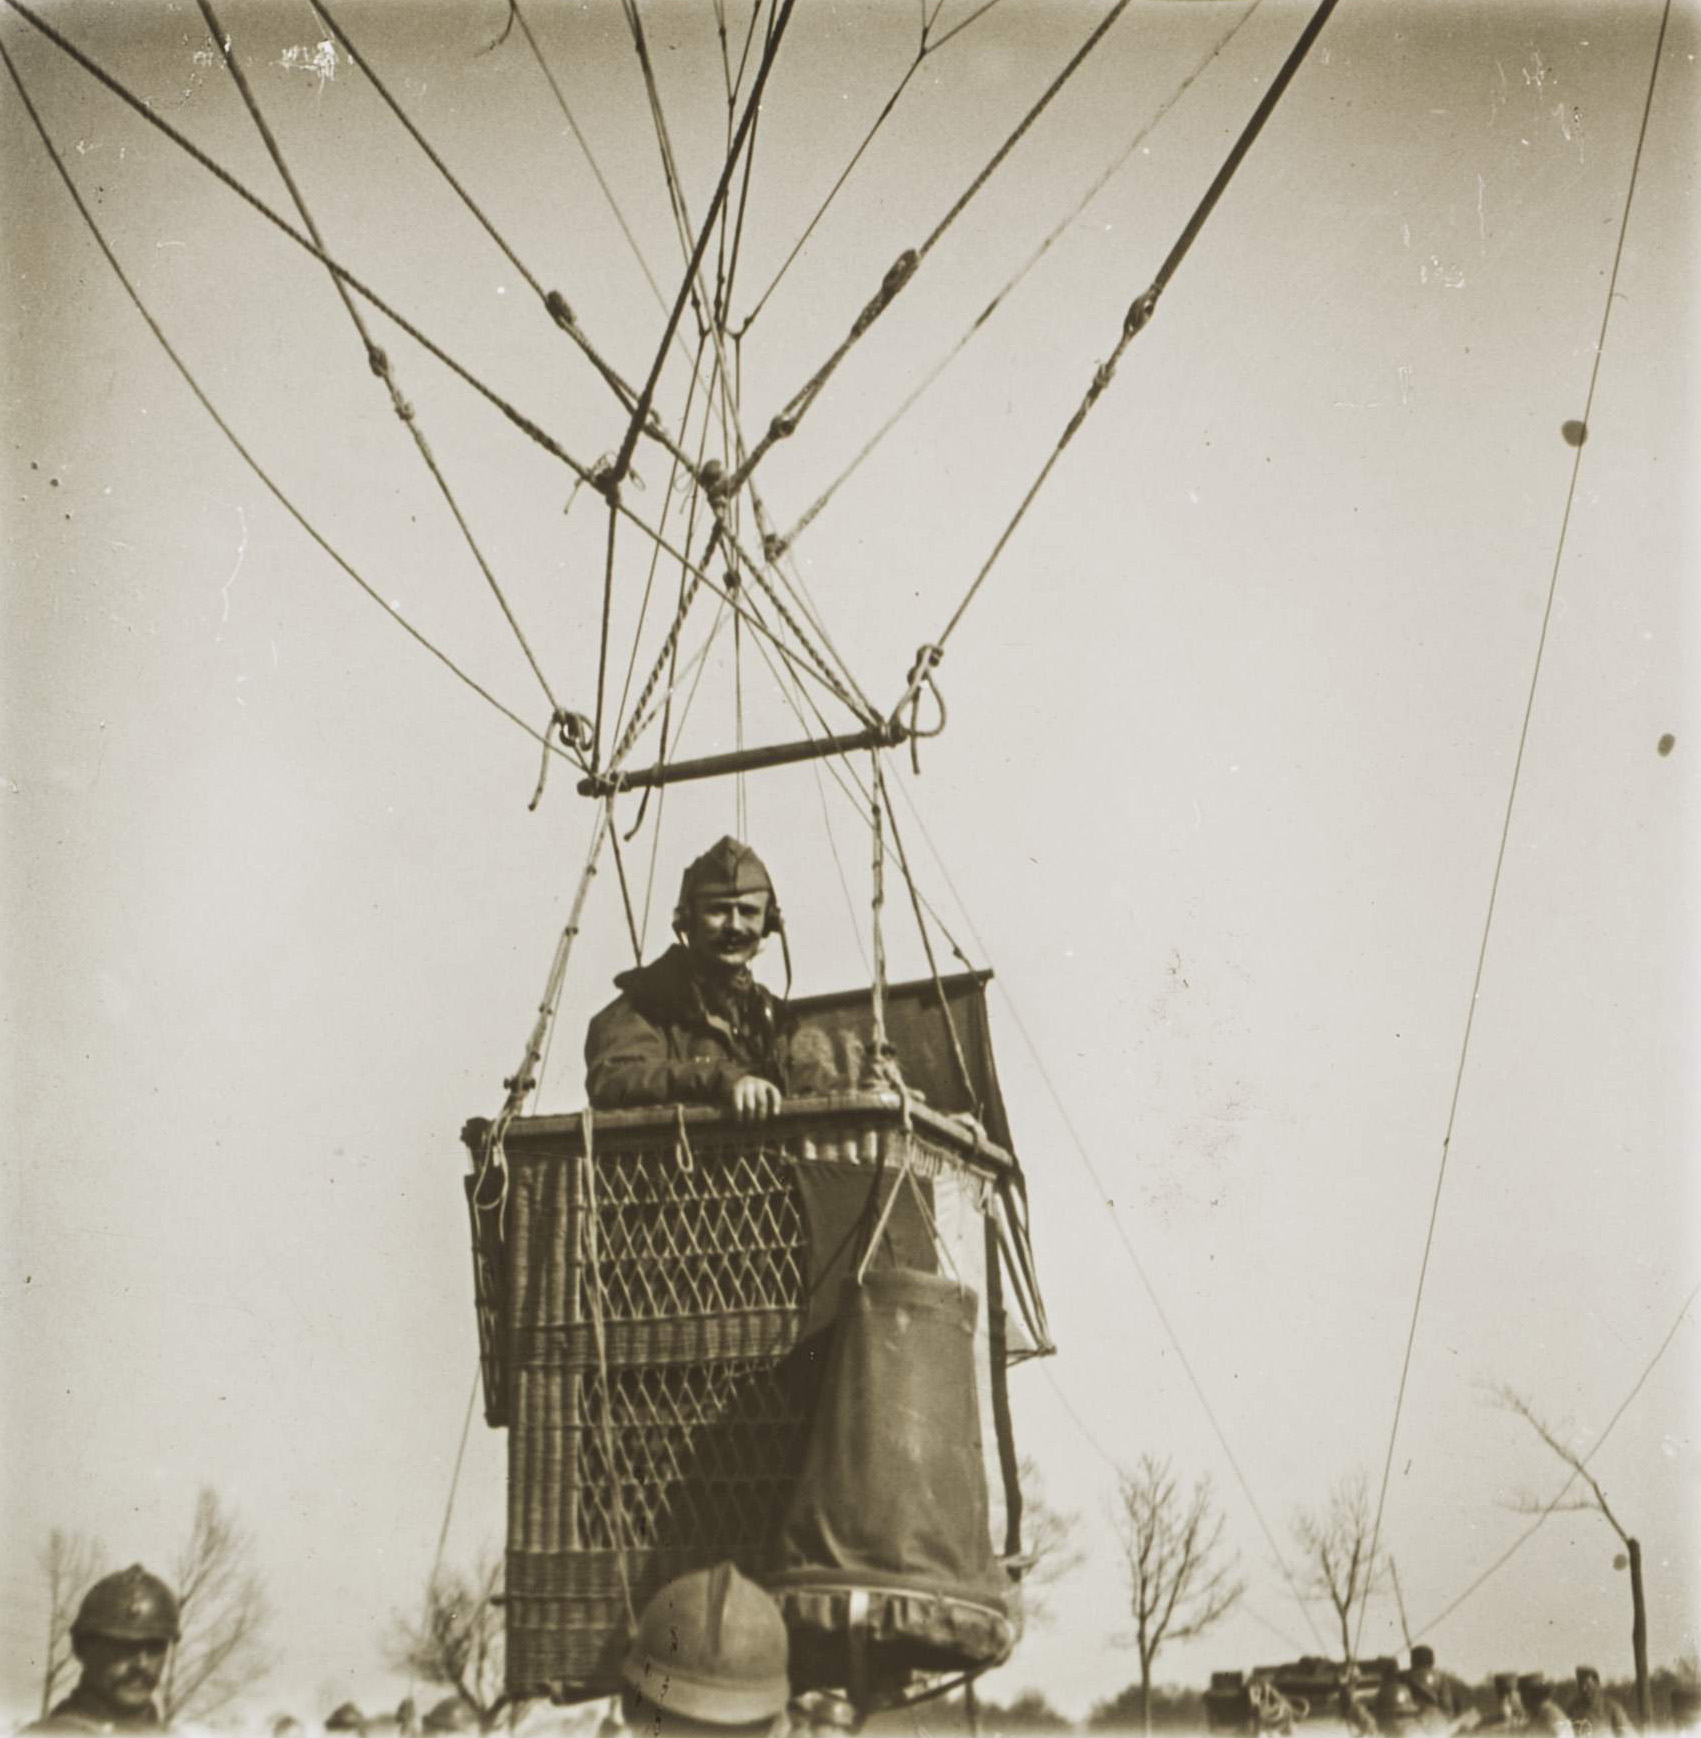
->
[544,288,575,330]
[1122,289,1159,341]
[393,395,416,423]
[591,459,621,503]
[365,342,391,380]
[882,248,919,299]
[763,532,789,564]
[724,567,741,594]
[700,457,730,504]
[851,249,918,339]
[554,709,593,754]
[767,412,796,444]
[906,642,944,685]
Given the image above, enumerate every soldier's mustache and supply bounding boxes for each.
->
[117,1668,160,1689]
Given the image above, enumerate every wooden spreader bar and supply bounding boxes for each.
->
[576,720,908,797]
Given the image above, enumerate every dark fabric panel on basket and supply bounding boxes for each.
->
[769,1268,1011,1679]
[790,1161,936,1344]
[789,971,1012,1148]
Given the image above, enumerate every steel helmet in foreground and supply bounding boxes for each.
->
[71,1565,181,1644]
[622,1563,790,1725]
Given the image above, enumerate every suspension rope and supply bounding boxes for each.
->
[879,782,980,1118]
[0,39,575,779]
[5,0,834,698]
[497,806,610,1120]
[310,0,703,479]
[200,0,567,719]
[610,0,798,485]
[505,0,672,323]
[887,768,1327,1649]
[868,757,892,1067]
[912,0,1339,687]
[612,0,879,725]
[726,0,1135,496]
[612,332,718,748]
[1353,0,1676,1656]
[1413,1276,1697,1642]
[2,0,622,475]
[736,0,1007,336]
[603,5,876,726]
[623,0,706,310]
[771,0,1264,557]
[607,524,721,775]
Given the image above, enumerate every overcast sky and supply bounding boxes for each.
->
[3,0,1697,1722]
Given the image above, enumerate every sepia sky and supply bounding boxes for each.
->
[2,0,1697,1720]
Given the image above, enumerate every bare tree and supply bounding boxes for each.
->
[161,1487,272,1724]
[1114,1454,1245,1736]
[1012,1454,1086,1630]
[1496,1383,1652,1726]
[1292,1470,1384,1667]
[387,1548,509,1731]
[38,1529,105,1716]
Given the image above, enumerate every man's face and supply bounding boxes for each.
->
[686,891,770,974]
[74,1634,169,1712]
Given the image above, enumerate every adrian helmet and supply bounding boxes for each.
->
[71,1565,181,1645]
[622,1562,790,1726]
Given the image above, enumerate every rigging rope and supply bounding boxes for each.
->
[886,769,1327,1649]
[200,0,567,720]
[310,0,705,479]
[726,0,1135,497]
[907,0,1339,702]
[0,38,576,780]
[611,3,878,727]
[5,0,846,709]
[610,0,798,485]
[1413,1276,1698,1642]
[612,332,718,749]
[771,0,1264,557]
[735,0,1007,336]
[505,0,673,325]
[1353,0,1677,1657]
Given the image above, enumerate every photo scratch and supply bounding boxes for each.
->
[219,504,250,626]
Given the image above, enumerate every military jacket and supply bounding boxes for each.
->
[584,944,838,1110]
[25,1688,165,1734]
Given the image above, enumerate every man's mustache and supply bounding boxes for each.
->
[116,1668,160,1689]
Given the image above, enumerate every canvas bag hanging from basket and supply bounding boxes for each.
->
[766,1265,1014,1692]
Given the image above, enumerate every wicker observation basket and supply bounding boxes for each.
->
[462,1079,1040,1702]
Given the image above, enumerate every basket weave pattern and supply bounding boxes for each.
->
[497,1103,997,1698]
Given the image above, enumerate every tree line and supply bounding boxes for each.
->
[28,1376,1678,1732]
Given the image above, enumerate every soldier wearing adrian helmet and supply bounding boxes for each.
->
[29,1565,178,1733]
[585,838,838,1118]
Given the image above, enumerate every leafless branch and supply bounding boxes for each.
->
[161,1489,272,1724]
[1013,1455,1085,1629]
[1493,1384,1629,1543]
[38,1529,105,1717]
[1114,1454,1245,1731]
[1292,1470,1386,1664]
[387,1548,510,1730]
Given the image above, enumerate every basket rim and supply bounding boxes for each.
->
[470,1092,1015,1177]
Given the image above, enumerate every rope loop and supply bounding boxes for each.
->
[555,709,593,754]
